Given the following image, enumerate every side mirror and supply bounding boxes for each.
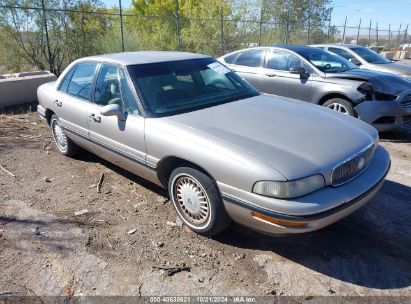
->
[349,58,361,66]
[290,66,308,77]
[100,104,127,121]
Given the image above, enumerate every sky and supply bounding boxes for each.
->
[331,0,411,30]
[102,0,411,31]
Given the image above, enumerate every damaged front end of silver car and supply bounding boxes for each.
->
[353,83,411,132]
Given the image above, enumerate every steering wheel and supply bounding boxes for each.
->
[323,64,332,70]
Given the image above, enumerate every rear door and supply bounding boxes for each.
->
[259,50,313,101]
[87,63,147,167]
[228,49,267,92]
[54,62,98,139]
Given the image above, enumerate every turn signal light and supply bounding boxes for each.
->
[251,211,308,228]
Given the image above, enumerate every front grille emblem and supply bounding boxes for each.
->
[357,157,365,170]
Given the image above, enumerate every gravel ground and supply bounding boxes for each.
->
[0,112,410,298]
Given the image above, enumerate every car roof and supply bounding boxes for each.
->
[221,45,319,56]
[77,51,211,66]
[311,44,364,49]
[274,45,318,52]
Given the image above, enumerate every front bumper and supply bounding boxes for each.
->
[354,101,409,132]
[219,145,390,235]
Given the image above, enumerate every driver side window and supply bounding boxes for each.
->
[93,64,139,115]
[266,51,310,72]
[94,64,121,107]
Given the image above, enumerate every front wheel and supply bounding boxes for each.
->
[168,167,231,236]
[323,98,355,116]
[50,114,79,157]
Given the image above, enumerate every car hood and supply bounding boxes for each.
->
[166,95,375,180]
[325,68,411,95]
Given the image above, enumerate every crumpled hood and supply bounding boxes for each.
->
[325,68,411,95]
[166,95,375,180]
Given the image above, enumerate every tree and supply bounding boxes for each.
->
[259,0,333,44]
[0,0,111,75]
[130,0,233,56]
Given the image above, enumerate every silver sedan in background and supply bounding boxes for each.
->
[37,52,390,236]
[312,44,411,80]
[219,45,411,131]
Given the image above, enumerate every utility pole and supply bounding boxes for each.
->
[367,20,372,46]
[220,6,224,55]
[376,22,378,45]
[403,24,409,45]
[258,4,264,46]
[397,23,402,47]
[175,0,181,50]
[356,18,361,45]
[285,11,290,44]
[388,24,391,48]
[342,16,347,43]
[119,0,125,52]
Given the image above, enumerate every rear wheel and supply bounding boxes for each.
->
[50,114,79,157]
[323,98,355,116]
[168,167,231,236]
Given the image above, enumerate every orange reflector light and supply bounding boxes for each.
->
[251,211,308,228]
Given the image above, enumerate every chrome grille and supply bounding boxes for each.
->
[400,94,411,111]
[332,144,374,186]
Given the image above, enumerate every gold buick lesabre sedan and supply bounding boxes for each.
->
[37,52,390,236]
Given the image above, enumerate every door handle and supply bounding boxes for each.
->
[89,113,101,123]
[53,100,62,107]
[265,73,276,77]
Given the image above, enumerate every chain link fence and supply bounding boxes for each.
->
[0,2,410,75]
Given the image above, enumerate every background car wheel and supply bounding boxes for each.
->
[50,114,79,157]
[168,167,231,236]
[323,98,355,116]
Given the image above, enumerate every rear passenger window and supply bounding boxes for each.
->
[223,53,239,64]
[58,66,75,92]
[328,47,354,60]
[233,50,264,67]
[66,62,98,100]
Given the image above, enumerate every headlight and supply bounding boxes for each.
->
[357,83,374,100]
[253,174,325,199]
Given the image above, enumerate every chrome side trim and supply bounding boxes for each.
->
[62,125,155,171]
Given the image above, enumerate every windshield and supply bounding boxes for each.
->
[127,58,259,117]
[294,48,357,73]
[350,47,392,64]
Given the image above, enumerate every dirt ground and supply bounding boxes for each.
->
[0,111,410,298]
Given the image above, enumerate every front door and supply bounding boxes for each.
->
[259,50,313,101]
[87,63,146,168]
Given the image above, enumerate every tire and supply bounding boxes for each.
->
[50,114,79,157]
[322,98,355,116]
[168,167,231,236]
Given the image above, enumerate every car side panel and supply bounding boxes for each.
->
[231,65,267,92]
[56,92,91,140]
[86,103,159,184]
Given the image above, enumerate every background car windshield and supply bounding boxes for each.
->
[127,58,258,116]
[295,48,357,73]
[350,47,391,64]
